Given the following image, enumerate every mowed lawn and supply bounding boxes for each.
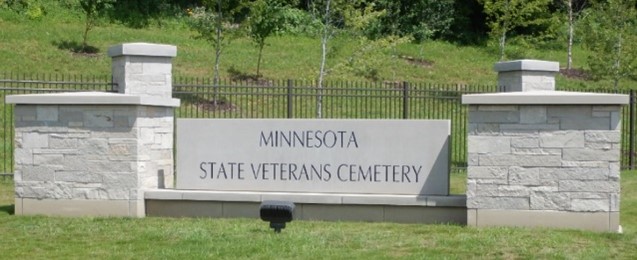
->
[0,172,636,259]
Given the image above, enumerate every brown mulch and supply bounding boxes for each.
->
[197,99,237,112]
[560,68,591,80]
[400,55,434,68]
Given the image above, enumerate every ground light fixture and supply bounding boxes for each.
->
[260,200,295,233]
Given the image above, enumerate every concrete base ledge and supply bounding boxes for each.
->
[15,198,141,217]
[144,189,466,207]
[468,209,620,233]
[144,190,467,224]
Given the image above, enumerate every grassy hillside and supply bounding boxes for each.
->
[1,2,634,89]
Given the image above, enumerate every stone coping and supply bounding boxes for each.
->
[6,91,180,107]
[462,91,629,105]
[494,59,560,72]
[144,189,466,207]
[108,42,177,58]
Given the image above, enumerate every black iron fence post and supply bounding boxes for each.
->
[287,79,293,119]
[403,81,409,119]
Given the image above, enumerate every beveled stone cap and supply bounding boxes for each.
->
[6,92,180,107]
[462,91,629,105]
[494,59,560,72]
[107,42,177,58]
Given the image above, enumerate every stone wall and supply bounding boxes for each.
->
[463,59,628,232]
[467,105,621,213]
[10,43,179,217]
[13,104,174,216]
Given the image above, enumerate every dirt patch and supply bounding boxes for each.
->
[383,81,407,89]
[227,66,273,86]
[400,55,434,68]
[560,68,591,80]
[196,98,237,112]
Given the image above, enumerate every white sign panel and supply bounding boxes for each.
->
[176,119,450,195]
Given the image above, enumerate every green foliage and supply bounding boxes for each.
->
[278,6,321,35]
[480,0,552,60]
[79,0,114,52]
[246,0,297,77]
[339,35,412,81]
[109,0,189,28]
[2,0,46,20]
[368,0,456,42]
[187,6,232,47]
[580,0,637,89]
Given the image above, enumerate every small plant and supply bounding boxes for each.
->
[246,0,292,78]
[79,0,113,53]
[187,2,240,107]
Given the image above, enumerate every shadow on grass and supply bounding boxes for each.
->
[52,40,100,56]
[0,204,15,215]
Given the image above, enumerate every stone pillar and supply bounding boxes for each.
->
[495,59,559,92]
[9,43,180,217]
[109,43,176,98]
[462,60,628,232]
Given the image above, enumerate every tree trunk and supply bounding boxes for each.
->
[499,30,506,61]
[257,43,264,78]
[213,0,222,106]
[213,31,222,106]
[316,0,331,119]
[82,13,92,51]
[613,33,622,90]
[499,0,510,61]
[567,0,574,70]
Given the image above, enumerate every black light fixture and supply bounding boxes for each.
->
[259,200,295,233]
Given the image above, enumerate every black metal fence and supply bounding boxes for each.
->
[0,73,636,178]
[173,77,501,172]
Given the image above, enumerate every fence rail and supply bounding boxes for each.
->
[0,74,635,176]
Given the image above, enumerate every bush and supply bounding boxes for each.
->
[3,0,46,20]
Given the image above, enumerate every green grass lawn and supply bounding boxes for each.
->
[0,172,636,259]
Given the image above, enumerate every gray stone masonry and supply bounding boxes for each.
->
[14,105,174,201]
[109,43,177,99]
[495,60,559,92]
[464,59,628,232]
[467,104,622,212]
[10,43,179,217]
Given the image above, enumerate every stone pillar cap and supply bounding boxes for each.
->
[494,59,559,72]
[108,42,177,58]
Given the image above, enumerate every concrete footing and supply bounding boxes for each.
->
[145,190,467,224]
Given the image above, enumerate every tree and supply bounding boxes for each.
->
[316,0,332,119]
[581,0,637,89]
[479,0,551,60]
[79,0,114,52]
[246,0,294,78]
[563,0,587,70]
[187,1,239,105]
[187,1,238,85]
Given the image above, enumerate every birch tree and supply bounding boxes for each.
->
[564,0,587,70]
[316,0,331,119]
[480,0,551,60]
[187,1,237,105]
[581,0,637,89]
